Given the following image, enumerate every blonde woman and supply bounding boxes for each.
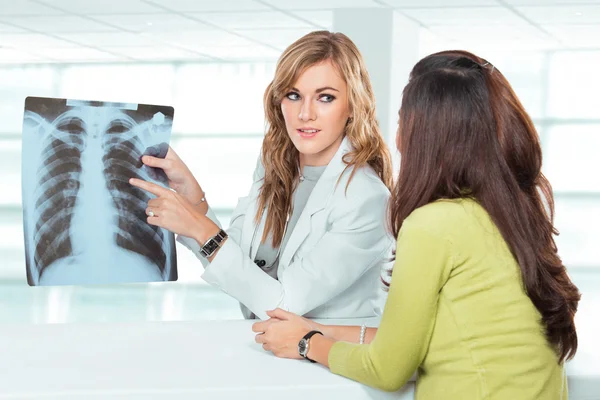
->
[130,31,394,320]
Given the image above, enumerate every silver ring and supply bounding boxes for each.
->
[148,210,155,217]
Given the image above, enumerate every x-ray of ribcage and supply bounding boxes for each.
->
[21,96,178,286]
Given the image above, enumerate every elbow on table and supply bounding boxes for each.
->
[363,359,411,393]
[250,291,307,320]
[270,281,322,317]
[373,379,404,393]
[274,297,310,318]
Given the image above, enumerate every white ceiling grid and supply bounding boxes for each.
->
[0,0,597,64]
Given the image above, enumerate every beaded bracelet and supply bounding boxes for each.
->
[359,323,367,344]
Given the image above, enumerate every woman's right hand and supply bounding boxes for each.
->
[141,146,205,205]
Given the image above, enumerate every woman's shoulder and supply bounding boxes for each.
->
[404,197,487,237]
[327,163,390,214]
[328,164,389,209]
[338,162,390,196]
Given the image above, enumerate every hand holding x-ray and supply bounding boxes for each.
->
[139,146,206,206]
[128,177,216,243]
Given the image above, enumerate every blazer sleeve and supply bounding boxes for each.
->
[176,155,264,269]
[200,179,392,320]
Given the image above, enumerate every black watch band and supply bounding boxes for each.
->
[298,330,323,363]
[199,229,228,258]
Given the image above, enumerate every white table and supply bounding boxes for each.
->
[0,315,597,399]
[0,319,414,400]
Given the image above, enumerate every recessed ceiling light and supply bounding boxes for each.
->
[147,22,153,26]
[575,12,582,16]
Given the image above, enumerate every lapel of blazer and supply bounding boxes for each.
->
[278,136,352,268]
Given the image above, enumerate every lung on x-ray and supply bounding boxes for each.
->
[21,96,178,286]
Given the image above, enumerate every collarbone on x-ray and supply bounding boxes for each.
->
[22,97,177,286]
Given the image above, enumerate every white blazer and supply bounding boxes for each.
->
[177,137,394,320]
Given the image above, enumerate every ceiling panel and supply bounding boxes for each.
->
[427,35,562,54]
[417,24,563,56]
[186,45,282,60]
[89,13,210,32]
[0,47,46,63]
[26,47,129,62]
[145,29,258,48]
[149,0,272,12]
[504,0,600,5]
[543,24,600,48]
[401,6,528,25]
[54,32,157,47]
[189,11,313,30]
[428,24,556,43]
[35,0,165,14]
[419,25,568,57]
[233,28,317,49]
[0,33,81,49]
[381,0,499,7]
[417,28,457,57]
[104,45,213,61]
[260,0,385,10]
[516,5,600,24]
[0,0,65,16]
[0,15,118,33]
[289,11,333,28]
[0,22,27,33]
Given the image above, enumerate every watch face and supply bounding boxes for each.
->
[202,238,219,256]
[298,339,307,356]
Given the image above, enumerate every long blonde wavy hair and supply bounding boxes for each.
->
[256,30,393,247]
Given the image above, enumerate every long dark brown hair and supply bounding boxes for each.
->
[388,50,580,363]
[258,31,393,247]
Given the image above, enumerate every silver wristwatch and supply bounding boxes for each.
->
[199,229,228,258]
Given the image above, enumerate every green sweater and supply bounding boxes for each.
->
[328,198,567,399]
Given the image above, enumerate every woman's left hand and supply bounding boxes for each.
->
[129,177,216,241]
[252,308,314,359]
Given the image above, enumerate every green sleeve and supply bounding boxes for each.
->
[327,219,454,392]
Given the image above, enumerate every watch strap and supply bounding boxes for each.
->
[299,330,323,363]
[199,229,228,258]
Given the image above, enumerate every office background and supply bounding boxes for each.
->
[0,0,598,324]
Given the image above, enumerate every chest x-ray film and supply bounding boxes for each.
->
[21,96,178,286]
